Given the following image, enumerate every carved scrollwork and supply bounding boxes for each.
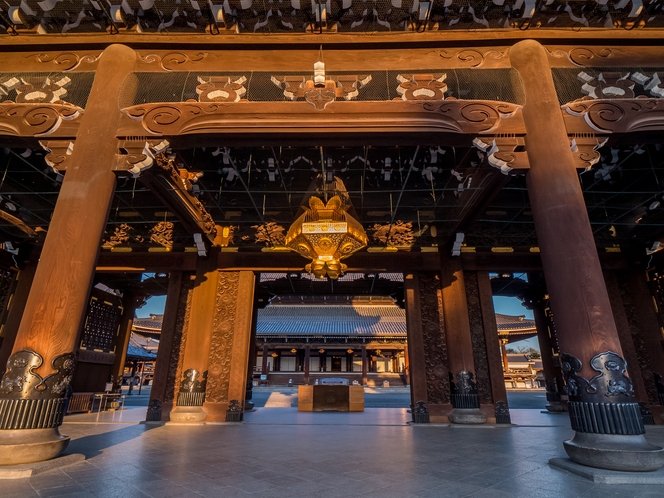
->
[564,99,664,134]
[439,49,507,68]
[24,52,102,71]
[396,74,447,101]
[570,134,607,171]
[39,139,73,172]
[117,139,170,177]
[545,47,613,68]
[0,103,82,137]
[421,101,521,134]
[473,136,528,174]
[139,52,208,71]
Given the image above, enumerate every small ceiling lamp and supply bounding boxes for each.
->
[285,195,367,279]
[318,349,325,353]
[347,349,354,354]
[270,352,278,357]
[290,348,297,353]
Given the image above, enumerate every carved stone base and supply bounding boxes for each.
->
[546,402,566,413]
[564,432,664,472]
[0,428,70,466]
[448,408,487,425]
[169,406,207,423]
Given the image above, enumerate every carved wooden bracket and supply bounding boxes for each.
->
[0,103,82,137]
[563,99,664,134]
[39,140,74,172]
[138,154,217,243]
[115,139,171,177]
[472,136,529,175]
[570,134,608,171]
[121,100,524,137]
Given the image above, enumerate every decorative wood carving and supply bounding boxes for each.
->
[117,139,170,177]
[205,272,240,404]
[545,47,613,68]
[103,224,144,249]
[195,76,247,103]
[372,221,414,247]
[150,222,174,249]
[463,271,493,405]
[138,52,208,71]
[396,74,447,101]
[439,49,507,68]
[122,100,523,137]
[0,103,82,137]
[253,222,286,246]
[272,74,372,110]
[139,154,217,243]
[473,135,528,174]
[164,274,195,404]
[2,52,102,72]
[39,140,73,172]
[570,134,607,171]
[564,99,664,134]
[418,272,450,404]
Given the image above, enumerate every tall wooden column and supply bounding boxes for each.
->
[404,272,450,423]
[245,296,259,411]
[203,271,255,422]
[0,44,137,465]
[111,291,146,390]
[440,260,486,423]
[0,260,37,370]
[169,251,220,422]
[304,345,311,385]
[361,345,368,386]
[512,39,663,471]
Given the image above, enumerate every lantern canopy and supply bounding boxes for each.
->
[285,195,368,279]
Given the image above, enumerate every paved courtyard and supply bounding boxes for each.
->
[3,405,664,498]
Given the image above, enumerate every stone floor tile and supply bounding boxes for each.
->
[581,484,650,498]
[34,484,90,497]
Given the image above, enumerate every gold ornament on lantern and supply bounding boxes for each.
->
[285,195,368,279]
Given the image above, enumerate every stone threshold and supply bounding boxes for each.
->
[0,454,85,479]
[549,458,664,484]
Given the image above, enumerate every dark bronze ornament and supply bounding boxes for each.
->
[450,370,481,409]
[639,402,655,425]
[146,399,162,422]
[562,351,645,435]
[411,400,430,424]
[0,349,76,430]
[653,373,664,406]
[495,401,511,424]
[176,368,207,407]
[226,399,243,422]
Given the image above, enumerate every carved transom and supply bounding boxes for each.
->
[194,76,247,103]
[1,76,72,104]
[271,74,371,110]
[396,74,448,101]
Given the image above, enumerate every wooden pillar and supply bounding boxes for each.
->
[147,272,190,421]
[361,346,368,386]
[440,260,485,423]
[245,297,258,411]
[304,345,311,384]
[0,44,137,465]
[0,260,37,370]
[404,344,410,385]
[512,39,661,470]
[476,271,510,422]
[500,339,509,372]
[262,345,269,375]
[203,271,256,422]
[111,292,146,390]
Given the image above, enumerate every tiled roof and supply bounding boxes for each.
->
[495,313,536,331]
[126,338,157,361]
[257,305,406,336]
[133,314,163,332]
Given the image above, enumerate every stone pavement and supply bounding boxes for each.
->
[3,407,664,497]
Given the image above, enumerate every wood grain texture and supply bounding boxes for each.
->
[511,40,624,380]
[0,261,36,370]
[404,273,428,409]
[11,44,138,377]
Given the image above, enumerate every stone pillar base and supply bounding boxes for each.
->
[0,428,70,466]
[448,408,487,424]
[545,402,565,413]
[169,406,207,423]
[564,432,664,472]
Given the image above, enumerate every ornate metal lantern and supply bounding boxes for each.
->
[285,195,368,279]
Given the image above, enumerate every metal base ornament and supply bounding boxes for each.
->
[449,370,486,424]
[0,349,76,465]
[561,351,664,471]
[411,401,430,424]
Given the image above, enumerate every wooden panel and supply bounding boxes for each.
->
[349,385,365,412]
[298,385,314,411]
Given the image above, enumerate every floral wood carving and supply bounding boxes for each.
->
[271,75,372,110]
[0,103,82,137]
[372,221,414,247]
[439,49,507,68]
[195,76,247,103]
[418,272,450,404]
[164,274,195,404]
[103,224,144,248]
[205,272,240,404]
[564,99,664,134]
[138,52,208,71]
[464,271,493,405]
[150,222,174,249]
[396,74,447,101]
[253,222,286,246]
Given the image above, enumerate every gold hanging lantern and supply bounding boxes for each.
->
[285,195,368,279]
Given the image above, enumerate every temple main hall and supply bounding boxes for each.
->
[2,0,664,493]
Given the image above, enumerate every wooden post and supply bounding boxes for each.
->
[361,345,368,386]
[404,274,427,413]
[203,271,255,422]
[512,39,663,470]
[0,44,137,466]
[262,345,269,376]
[111,292,145,391]
[404,344,410,385]
[304,345,311,385]
[245,295,258,410]
[147,271,184,422]
[440,259,486,423]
